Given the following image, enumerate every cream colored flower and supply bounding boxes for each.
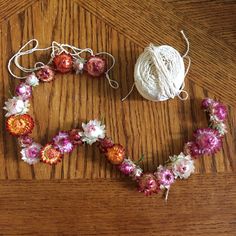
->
[3,96,30,117]
[25,73,39,87]
[169,152,195,179]
[79,120,106,145]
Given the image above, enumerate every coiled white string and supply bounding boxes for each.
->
[122,30,190,101]
[8,39,119,89]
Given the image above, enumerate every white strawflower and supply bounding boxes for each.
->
[25,73,39,87]
[169,152,195,179]
[132,167,143,180]
[73,59,85,75]
[3,96,30,117]
[79,120,105,145]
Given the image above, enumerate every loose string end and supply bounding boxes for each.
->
[121,83,135,102]
[164,187,170,203]
[180,30,190,58]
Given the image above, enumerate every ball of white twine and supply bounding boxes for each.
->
[122,30,191,101]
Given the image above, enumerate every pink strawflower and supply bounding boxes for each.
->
[202,98,214,109]
[212,102,227,122]
[154,165,174,189]
[53,131,73,153]
[21,142,42,165]
[138,173,160,196]
[187,128,222,157]
[202,98,227,122]
[118,159,135,175]
[15,82,32,100]
[118,158,143,180]
[18,135,33,147]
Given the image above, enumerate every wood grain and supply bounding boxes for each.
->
[0,0,35,23]
[166,0,236,46]
[0,0,235,235]
[0,174,236,235]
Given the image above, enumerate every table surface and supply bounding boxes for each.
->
[0,0,235,235]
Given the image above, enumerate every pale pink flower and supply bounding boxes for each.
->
[79,120,105,145]
[25,73,39,87]
[3,96,29,117]
[169,153,195,179]
[21,142,42,165]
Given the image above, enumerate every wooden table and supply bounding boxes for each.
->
[0,0,235,235]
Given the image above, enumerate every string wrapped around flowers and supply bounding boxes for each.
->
[7,39,119,88]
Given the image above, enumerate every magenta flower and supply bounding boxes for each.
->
[118,159,135,175]
[154,165,174,189]
[202,98,227,122]
[53,131,73,153]
[195,128,222,154]
[187,128,222,157]
[202,98,214,109]
[15,83,32,100]
[212,103,227,121]
[118,158,143,180]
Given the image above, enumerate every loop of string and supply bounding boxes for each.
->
[8,39,119,89]
[122,30,190,101]
[177,55,191,100]
[8,39,52,79]
[96,52,119,89]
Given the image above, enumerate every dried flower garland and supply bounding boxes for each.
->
[4,40,228,200]
[4,80,227,198]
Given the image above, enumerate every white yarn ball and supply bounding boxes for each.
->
[134,44,186,101]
